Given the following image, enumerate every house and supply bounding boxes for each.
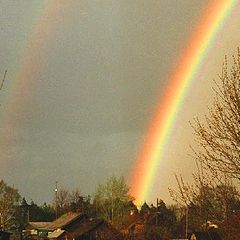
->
[190,231,222,240]
[0,231,11,240]
[120,213,144,240]
[69,218,122,240]
[219,211,240,239]
[26,212,123,240]
[27,212,87,238]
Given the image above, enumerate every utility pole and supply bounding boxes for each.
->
[111,185,114,224]
[27,204,30,223]
[0,213,2,230]
[156,198,159,225]
[185,206,188,239]
[55,181,58,220]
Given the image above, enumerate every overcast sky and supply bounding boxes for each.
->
[0,0,239,205]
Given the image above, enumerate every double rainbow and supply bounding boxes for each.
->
[130,0,239,205]
[1,0,238,203]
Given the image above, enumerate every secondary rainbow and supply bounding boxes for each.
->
[0,1,71,171]
[130,0,239,205]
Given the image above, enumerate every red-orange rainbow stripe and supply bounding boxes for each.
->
[130,0,239,206]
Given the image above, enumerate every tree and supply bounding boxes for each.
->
[54,187,93,217]
[69,190,92,215]
[142,200,177,240]
[69,189,82,212]
[220,211,240,240]
[155,200,176,228]
[0,179,21,230]
[94,175,133,226]
[28,200,55,222]
[41,203,56,221]
[56,188,71,217]
[192,50,240,179]
[169,167,240,232]
[14,198,29,232]
[169,50,240,236]
[28,200,45,222]
[140,202,151,215]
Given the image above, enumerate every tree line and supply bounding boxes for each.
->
[0,176,186,239]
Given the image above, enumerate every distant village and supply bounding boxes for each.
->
[0,172,240,240]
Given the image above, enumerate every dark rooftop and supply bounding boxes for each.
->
[29,212,84,231]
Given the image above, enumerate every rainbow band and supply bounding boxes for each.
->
[1,0,72,128]
[0,1,71,171]
[130,0,239,205]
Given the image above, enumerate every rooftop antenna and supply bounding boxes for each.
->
[0,70,7,91]
[55,181,58,219]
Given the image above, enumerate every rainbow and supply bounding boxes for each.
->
[4,1,71,117]
[0,1,71,171]
[130,0,239,205]
[1,1,48,110]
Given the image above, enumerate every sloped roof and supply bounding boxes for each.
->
[70,219,103,237]
[29,212,84,231]
[51,212,84,229]
[120,213,144,230]
[70,219,122,240]
[28,222,52,230]
[48,229,65,239]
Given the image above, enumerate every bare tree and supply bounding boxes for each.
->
[69,189,86,213]
[169,166,240,234]
[0,179,21,230]
[192,50,240,179]
[56,188,71,216]
[169,50,240,233]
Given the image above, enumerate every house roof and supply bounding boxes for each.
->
[48,229,65,239]
[28,222,51,230]
[51,212,84,229]
[28,213,122,240]
[70,219,103,238]
[29,212,85,231]
[120,213,144,230]
[70,219,122,240]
